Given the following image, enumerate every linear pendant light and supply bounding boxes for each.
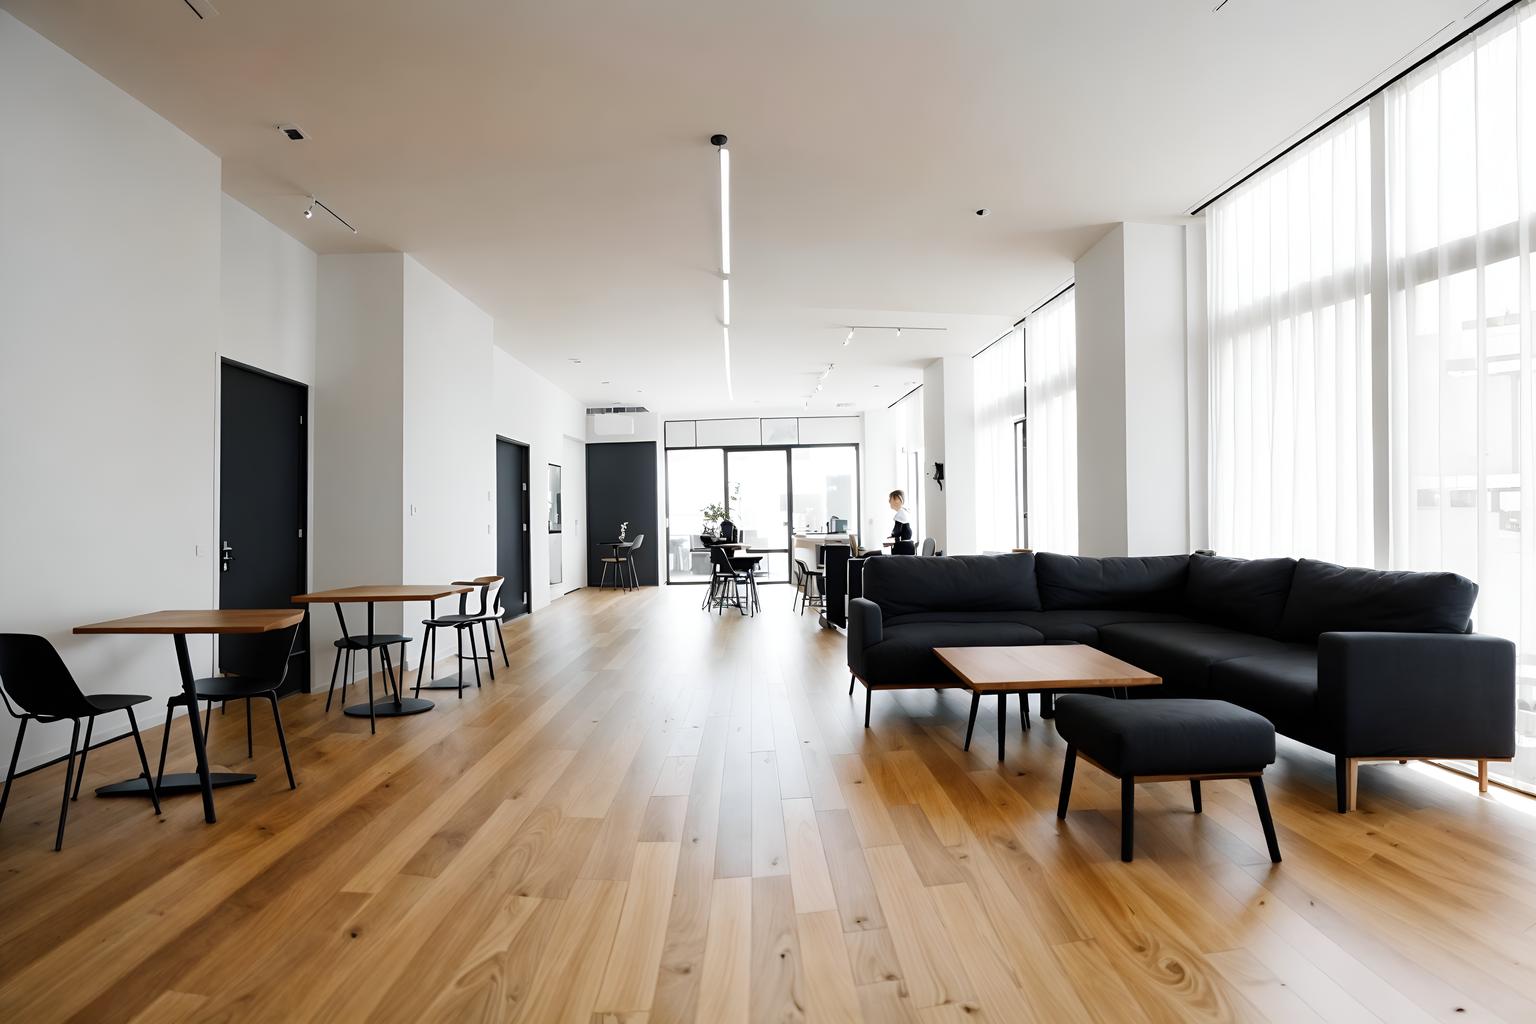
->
[712,133,732,398]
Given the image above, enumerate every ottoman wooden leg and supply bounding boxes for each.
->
[1250,776,1281,863]
[1121,776,1135,862]
[1056,744,1076,819]
[996,693,1006,762]
[1190,779,1202,813]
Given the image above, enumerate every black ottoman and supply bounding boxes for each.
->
[1053,695,1281,863]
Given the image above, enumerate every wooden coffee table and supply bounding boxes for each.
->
[933,644,1161,761]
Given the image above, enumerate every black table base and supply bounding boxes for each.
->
[96,771,255,798]
[345,697,434,718]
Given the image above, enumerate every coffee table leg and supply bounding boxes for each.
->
[963,692,980,751]
[996,692,1006,762]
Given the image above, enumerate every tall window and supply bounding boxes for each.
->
[1386,6,1536,792]
[1025,288,1078,554]
[974,326,1025,551]
[1207,108,1374,564]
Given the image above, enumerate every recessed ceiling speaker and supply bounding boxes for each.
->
[276,123,306,141]
[711,134,728,147]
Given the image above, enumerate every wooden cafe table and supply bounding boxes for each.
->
[291,584,471,728]
[74,609,305,824]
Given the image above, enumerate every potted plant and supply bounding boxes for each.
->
[701,502,726,541]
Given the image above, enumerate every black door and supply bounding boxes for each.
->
[220,361,308,693]
[497,437,531,620]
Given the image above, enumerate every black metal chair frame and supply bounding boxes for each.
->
[157,623,301,793]
[0,633,162,850]
[705,546,754,617]
[599,534,645,591]
[793,557,825,616]
[322,603,409,734]
[414,577,510,699]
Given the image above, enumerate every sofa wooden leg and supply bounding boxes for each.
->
[1120,776,1135,862]
[848,673,855,696]
[1334,756,1359,813]
[864,686,872,728]
[1478,759,1490,794]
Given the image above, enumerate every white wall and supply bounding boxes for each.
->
[402,257,496,645]
[1073,222,1189,556]
[313,254,406,674]
[493,344,588,610]
[940,354,977,555]
[1,14,299,771]
[220,196,319,385]
[922,360,948,548]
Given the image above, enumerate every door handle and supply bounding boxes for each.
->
[220,541,234,573]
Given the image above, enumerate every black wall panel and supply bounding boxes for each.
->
[585,441,659,586]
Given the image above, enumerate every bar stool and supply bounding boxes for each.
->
[793,558,825,616]
[0,634,162,850]
[414,576,507,698]
[599,543,634,591]
[160,622,301,791]
[706,545,751,616]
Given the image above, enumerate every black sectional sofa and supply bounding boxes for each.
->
[846,551,1515,811]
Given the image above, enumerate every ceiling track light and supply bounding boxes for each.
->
[302,195,358,234]
[712,133,733,397]
[842,325,947,336]
[843,328,855,347]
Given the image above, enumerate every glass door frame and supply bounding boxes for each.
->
[664,442,863,585]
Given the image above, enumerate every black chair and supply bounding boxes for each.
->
[159,623,301,792]
[921,537,936,556]
[0,634,161,850]
[793,558,825,616]
[706,545,752,616]
[323,605,411,735]
[626,534,646,588]
[600,541,635,591]
[414,576,508,699]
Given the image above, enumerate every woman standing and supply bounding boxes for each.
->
[884,489,916,554]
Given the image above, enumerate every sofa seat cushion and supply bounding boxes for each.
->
[1185,554,1297,638]
[862,621,1045,687]
[1210,648,1320,741]
[1096,622,1289,694]
[1009,609,1195,645]
[1277,558,1478,641]
[1054,695,1276,776]
[863,553,1040,617]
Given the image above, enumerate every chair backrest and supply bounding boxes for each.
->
[710,545,735,572]
[220,622,303,685]
[630,534,645,553]
[0,634,97,719]
[921,537,936,556]
[719,520,738,543]
[453,575,504,617]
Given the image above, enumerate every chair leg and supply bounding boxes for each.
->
[125,707,161,815]
[456,627,466,697]
[71,716,95,800]
[963,692,981,751]
[600,561,610,589]
[1120,776,1136,862]
[1056,744,1076,819]
[482,620,496,680]
[1250,776,1281,862]
[325,644,343,712]
[0,717,27,825]
[204,701,213,741]
[268,693,296,790]
[342,648,352,706]
[468,627,483,689]
[155,700,177,791]
[55,719,81,851]
[365,646,377,735]
[1190,779,1203,814]
[496,619,509,667]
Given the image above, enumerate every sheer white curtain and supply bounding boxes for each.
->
[1207,108,1375,564]
[974,326,1025,551]
[1386,4,1536,791]
[1025,289,1078,554]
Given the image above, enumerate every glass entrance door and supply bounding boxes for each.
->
[726,448,790,582]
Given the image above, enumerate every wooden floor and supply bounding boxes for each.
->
[3,586,1536,1023]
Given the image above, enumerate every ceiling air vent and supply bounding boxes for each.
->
[585,406,649,414]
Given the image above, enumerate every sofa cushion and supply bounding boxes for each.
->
[1096,622,1288,694]
[1210,648,1321,742]
[1277,559,1479,642]
[1054,695,1276,776]
[1011,609,1194,645]
[861,621,1045,687]
[862,553,1040,618]
[1035,553,1189,612]
[1185,554,1297,638]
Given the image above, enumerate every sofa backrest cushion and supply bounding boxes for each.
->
[862,553,1040,617]
[1185,554,1297,638]
[1277,558,1478,641]
[1035,553,1189,611]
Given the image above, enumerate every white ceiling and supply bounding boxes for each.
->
[3,0,1481,411]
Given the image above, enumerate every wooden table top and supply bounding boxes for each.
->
[75,609,305,635]
[933,644,1161,692]
[291,585,471,604]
